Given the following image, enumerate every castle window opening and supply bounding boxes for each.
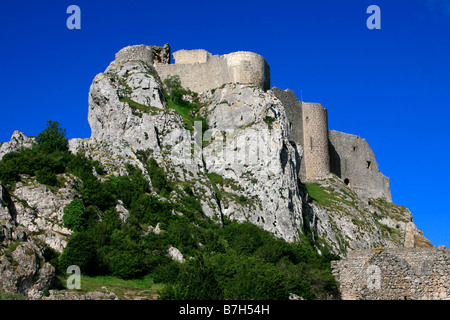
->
[353,146,357,152]
[289,122,292,130]
[344,178,350,186]
[367,161,372,170]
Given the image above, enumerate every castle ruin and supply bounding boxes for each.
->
[114,43,392,202]
[331,247,450,300]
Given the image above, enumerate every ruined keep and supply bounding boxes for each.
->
[115,43,171,65]
[331,247,450,300]
[273,87,391,202]
[114,43,391,202]
[302,102,330,181]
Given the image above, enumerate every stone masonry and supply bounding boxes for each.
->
[331,247,450,300]
[115,44,171,65]
[328,130,392,202]
[154,50,270,93]
[302,102,330,181]
[273,87,391,202]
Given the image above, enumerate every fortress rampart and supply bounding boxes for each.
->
[329,130,392,202]
[154,50,270,93]
[112,43,391,202]
[273,86,391,202]
[331,247,450,300]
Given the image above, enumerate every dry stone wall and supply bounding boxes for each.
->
[331,247,450,300]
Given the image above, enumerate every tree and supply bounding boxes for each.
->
[35,120,69,153]
[63,198,86,232]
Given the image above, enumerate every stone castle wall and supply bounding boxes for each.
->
[331,247,450,300]
[273,87,392,200]
[272,89,331,182]
[271,87,306,180]
[115,44,170,65]
[328,130,392,202]
[302,102,330,180]
[154,50,270,93]
[115,45,154,64]
[173,49,211,64]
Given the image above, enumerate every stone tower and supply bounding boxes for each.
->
[115,44,171,65]
[302,102,330,180]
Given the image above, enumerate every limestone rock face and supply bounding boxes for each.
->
[83,57,306,243]
[0,214,57,299]
[0,48,436,297]
[11,175,75,253]
[301,176,432,255]
[200,84,304,243]
[168,246,185,263]
[0,131,35,161]
[84,58,221,219]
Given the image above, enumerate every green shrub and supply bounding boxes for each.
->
[159,255,222,300]
[35,120,69,153]
[36,167,58,186]
[107,228,147,279]
[59,232,98,275]
[146,158,172,196]
[63,198,86,232]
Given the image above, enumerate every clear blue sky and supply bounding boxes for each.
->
[0,0,449,247]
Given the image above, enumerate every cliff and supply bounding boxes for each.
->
[0,44,435,299]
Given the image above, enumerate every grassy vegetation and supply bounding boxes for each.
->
[163,75,209,135]
[119,97,160,117]
[0,291,28,300]
[305,182,339,208]
[58,274,163,300]
[263,116,276,130]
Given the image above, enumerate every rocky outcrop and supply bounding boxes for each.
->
[301,176,432,255]
[78,55,307,243]
[11,175,75,253]
[0,45,438,301]
[0,199,57,299]
[200,84,304,242]
[0,131,35,161]
[84,58,221,219]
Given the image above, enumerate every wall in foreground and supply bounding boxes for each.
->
[331,247,450,300]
